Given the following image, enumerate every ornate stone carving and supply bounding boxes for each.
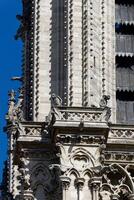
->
[90,177,102,189]
[100,190,112,200]
[70,148,95,169]
[6,89,24,125]
[111,194,120,200]
[52,93,62,107]
[59,109,102,122]
[100,164,134,200]
[4,0,134,199]
[99,95,111,122]
[51,106,112,123]
[9,122,52,142]
[128,194,134,200]
[60,176,71,190]
[105,152,134,162]
[24,127,42,136]
[100,95,110,108]
[15,193,34,200]
[56,134,105,144]
[21,150,58,161]
[109,129,134,139]
[75,178,85,190]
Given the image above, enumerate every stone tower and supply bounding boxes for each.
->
[4,0,134,199]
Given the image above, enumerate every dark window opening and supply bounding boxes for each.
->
[115,0,134,5]
[117,91,134,101]
[116,24,134,35]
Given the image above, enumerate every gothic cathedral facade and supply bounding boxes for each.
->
[2,0,134,199]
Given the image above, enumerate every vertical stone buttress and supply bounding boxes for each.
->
[23,0,70,121]
[67,0,83,106]
[101,0,116,122]
[33,0,52,121]
[66,0,116,122]
[23,0,116,122]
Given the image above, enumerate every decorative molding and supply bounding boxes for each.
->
[56,134,105,144]
[6,89,24,125]
[60,176,71,190]
[75,178,85,190]
[53,107,111,122]
[20,150,58,161]
[27,0,35,120]
[82,0,88,106]
[105,152,134,162]
[101,0,106,95]
[68,0,73,106]
[63,0,68,106]
[34,0,40,120]
[109,129,134,139]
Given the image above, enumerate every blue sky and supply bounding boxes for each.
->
[0,0,22,181]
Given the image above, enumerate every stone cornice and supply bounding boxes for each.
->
[6,108,134,147]
[108,124,134,146]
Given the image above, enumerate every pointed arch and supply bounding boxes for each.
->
[69,147,95,168]
[111,163,134,193]
[30,163,52,191]
[82,168,93,178]
[66,168,80,178]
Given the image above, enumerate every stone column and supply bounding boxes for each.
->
[75,178,85,200]
[60,176,71,200]
[90,177,101,200]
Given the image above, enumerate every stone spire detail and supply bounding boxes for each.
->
[3,0,134,199]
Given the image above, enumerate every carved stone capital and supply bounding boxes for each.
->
[23,196,34,200]
[128,194,134,200]
[60,176,71,190]
[15,193,34,200]
[23,191,34,200]
[90,177,101,191]
[75,178,85,191]
[111,194,120,200]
